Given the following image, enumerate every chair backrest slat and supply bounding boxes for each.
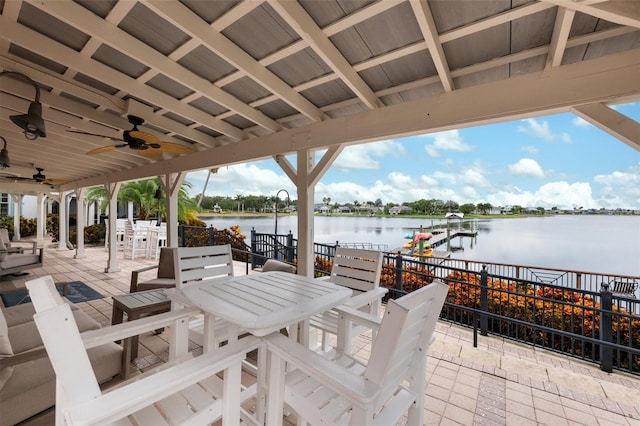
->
[174,245,234,289]
[364,280,449,399]
[329,247,383,293]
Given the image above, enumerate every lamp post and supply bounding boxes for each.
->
[1,71,47,139]
[274,189,290,235]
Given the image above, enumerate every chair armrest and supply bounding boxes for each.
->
[333,305,382,332]
[0,347,48,368]
[129,264,159,292]
[265,332,380,405]
[67,336,261,425]
[342,287,388,309]
[80,307,200,349]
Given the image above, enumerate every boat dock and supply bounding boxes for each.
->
[428,228,478,248]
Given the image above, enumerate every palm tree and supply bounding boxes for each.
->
[86,179,200,223]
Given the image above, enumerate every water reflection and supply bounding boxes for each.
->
[202,215,639,275]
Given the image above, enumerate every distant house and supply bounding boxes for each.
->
[389,205,412,215]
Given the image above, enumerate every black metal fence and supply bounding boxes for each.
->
[180,225,640,376]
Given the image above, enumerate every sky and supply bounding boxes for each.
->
[186,102,640,210]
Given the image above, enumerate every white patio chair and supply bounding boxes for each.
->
[146,222,167,260]
[123,219,148,260]
[166,245,244,353]
[309,247,387,353]
[264,279,450,426]
[26,275,259,426]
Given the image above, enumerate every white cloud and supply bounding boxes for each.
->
[187,163,293,198]
[521,145,539,154]
[331,140,407,170]
[508,158,545,178]
[592,163,640,209]
[572,117,591,128]
[460,169,491,187]
[487,181,596,209]
[518,118,571,143]
[423,130,472,157]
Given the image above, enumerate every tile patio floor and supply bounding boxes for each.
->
[1,241,639,425]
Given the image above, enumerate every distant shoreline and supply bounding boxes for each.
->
[198,212,557,220]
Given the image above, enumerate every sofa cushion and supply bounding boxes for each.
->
[157,247,175,278]
[0,310,11,357]
[0,237,6,262]
[136,278,176,292]
[0,342,122,426]
[0,309,13,392]
[0,253,40,270]
[261,259,297,274]
[8,308,102,354]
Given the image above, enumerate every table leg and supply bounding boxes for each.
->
[128,312,140,360]
[265,348,285,426]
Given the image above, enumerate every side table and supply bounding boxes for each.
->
[111,289,171,378]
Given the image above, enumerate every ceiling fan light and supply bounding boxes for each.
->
[10,102,47,140]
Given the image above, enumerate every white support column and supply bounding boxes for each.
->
[127,201,134,221]
[75,188,86,259]
[56,192,69,251]
[105,182,122,273]
[274,142,343,277]
[295,149,315,277]
[36,193,45,247]
[160,172,185,247]
[10,194,22,240]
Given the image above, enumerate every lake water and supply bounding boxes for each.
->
[202,215,640,276]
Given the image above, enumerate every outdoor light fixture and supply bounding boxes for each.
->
[274,189,290,235]
[0,136,9,168]
[1,71,47,140]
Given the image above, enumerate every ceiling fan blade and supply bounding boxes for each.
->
[129,131,160,144]
[137,148,163,158]
[67,129,124,142]
[157,142,194,155]
[86,145,118,155]
[42,178,69,185]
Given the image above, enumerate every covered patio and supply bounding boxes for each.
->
[1,0,639,276]
[1,1,640,424]
[1,244,639,425]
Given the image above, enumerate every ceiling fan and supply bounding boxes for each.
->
[0,167,67,186]
[67,115,194,158]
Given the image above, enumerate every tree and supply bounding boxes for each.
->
[459,203,476,215]
[477,202,492,214]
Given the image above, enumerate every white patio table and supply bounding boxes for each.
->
[167,271,353,424]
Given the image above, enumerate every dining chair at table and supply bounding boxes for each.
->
[264,279,450,426]
[26,275,259,426]
[168,245,243,354]
[309,247,387,353]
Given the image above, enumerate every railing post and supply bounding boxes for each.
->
[286,231,294,263]
[208,225,214,246]
[480,264,488,336]
[395,252,403,294]
[599,282,613,373]
[250,228,257,269]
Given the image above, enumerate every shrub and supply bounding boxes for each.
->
[380,263,434,292]
[0,216,37,239]
[443,270,640,372]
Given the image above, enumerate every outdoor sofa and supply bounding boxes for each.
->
[0,296,122,425]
